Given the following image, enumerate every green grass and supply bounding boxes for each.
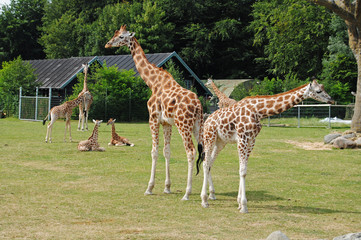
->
[0,118,360,239]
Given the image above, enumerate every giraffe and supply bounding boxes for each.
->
[78,119,105,151]
[198,79,334,213]
[107,118,135,147]
[43,92,84,143]
[105,25,204,200]
[205,78,237,108]
[77,63,93,131]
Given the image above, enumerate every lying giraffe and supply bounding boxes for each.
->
[43,92,84,143]
[78,119,105,151]
[107,118,134,147]
[205,78,237,108]
[198,79,334,213]
[77,63,93,131]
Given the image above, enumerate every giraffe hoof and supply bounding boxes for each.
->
[201,202,209,208]
[163,188,171,194]
[209,193,216,200]
[144,190,153,195]
[181,195,189,201]
[239,207,248,213]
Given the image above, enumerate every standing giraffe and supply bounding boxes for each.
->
[77,63,93,131]
[78,119,105,151]
[205,78,237,108]
[107,118,135,147]
[105,25,204,200]
[43,93,84,143]
[198,79,334,213]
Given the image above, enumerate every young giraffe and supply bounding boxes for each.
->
[43,92,84,143]
[205,78,237,108]
[198,79,334,213]
[105,25,204,200]
[107,118,134,147]
[77,63,93,131]
[78,119,105,151]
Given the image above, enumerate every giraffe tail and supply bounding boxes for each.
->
[43,112,49,125]
[196,143,205,175]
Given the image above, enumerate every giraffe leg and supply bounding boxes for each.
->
[68,119,72,142]
[163,123,172,194]
[144,121,160,195]
[77,106,83,131]
[46,114,56,143]
[178,128,196,201]
[208,140,226,200]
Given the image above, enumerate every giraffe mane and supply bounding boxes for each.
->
[245,83,309,99]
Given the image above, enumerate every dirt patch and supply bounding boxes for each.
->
[285,140,333,151]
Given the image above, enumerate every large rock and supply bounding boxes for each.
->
[266,231,290,240]
[355,138,361,148]
[333,137,357,149]
[333,232,361,240]
[324,133,342,144]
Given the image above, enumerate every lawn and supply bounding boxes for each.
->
[0,118,360,239]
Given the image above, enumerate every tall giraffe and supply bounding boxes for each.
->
[107,118,135,147]
[198,79,334,213]
[105,25,204,200]
[205,78,237,108]
[78,119,105,151]
[43,92,84,143]
[77,63,93,131]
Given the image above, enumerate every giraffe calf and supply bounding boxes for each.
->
[78,120,105,151]
[107,118,134,147]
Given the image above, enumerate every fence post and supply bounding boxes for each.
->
[35,87,39,120]
[328,104,331,129]
[297,106,301,128]
[48,88,52,120]
[267,116,270,127]
[19,87,22,119]
[129,90,131,122]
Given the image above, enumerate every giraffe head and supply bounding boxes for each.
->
[205,78,213,87]
[82,63,89,73]
[106,118,116,126]
[93,119,103,126]
[105,25,135,48]
[305,79,334,104]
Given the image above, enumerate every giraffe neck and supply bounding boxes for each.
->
[252,83,310,118]
[211,81,227,99]
[89,124,98,141]
[83,68,88,92]
[128,38,177,92]
[111,124,118,138]
[69,95,84,109]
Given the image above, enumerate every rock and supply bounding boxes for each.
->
[342,130,356,136]
[342,133,357,139]
[324,133,342,144]
[355,138,361,148]
[333,232,361,240]
[266,231,290,240]
[333,137,357,149]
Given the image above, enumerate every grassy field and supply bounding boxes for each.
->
[0,118,360,239]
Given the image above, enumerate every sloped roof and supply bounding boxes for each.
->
[29,56,101,89]
[205,79,253,97]
[27,52,211,95]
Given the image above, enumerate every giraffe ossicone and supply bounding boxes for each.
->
[198,79,333,213]
[78,119,105,151]
[106,25,204,200]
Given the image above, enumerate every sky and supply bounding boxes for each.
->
[0,0,11,8]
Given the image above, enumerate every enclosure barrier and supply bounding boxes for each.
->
[19,87,51,121]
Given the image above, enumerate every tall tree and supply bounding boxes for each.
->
[0,0,45,63]
[308,0,361,132]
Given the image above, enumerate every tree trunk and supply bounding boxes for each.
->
[351,57,361,132]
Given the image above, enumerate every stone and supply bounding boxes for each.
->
[355,138,361,148]
[333,232,361,240]
[266,231,290,240]
[342,133,357,139]
[324,133,342,144]
[333,137,357,149]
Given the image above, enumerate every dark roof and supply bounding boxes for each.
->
[27,52,211,95]
[28,56,101,89]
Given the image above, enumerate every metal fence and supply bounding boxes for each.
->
[19,87,51,121]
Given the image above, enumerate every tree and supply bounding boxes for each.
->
[308,0,361,132]
[249,0,332,78]
[0,0,45,63]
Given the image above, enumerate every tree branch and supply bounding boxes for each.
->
[308,0,355,22]
[355,0,361,21]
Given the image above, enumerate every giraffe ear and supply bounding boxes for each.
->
[93,119,96,123]
[113,119,116,122]
[99,120,103,123]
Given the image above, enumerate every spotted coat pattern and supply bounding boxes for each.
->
[105,25,204,200]
[199,80,334,213]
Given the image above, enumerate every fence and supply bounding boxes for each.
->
[19,87,51,121]
[265,103,354,128]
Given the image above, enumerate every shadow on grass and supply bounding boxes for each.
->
[218,190,284,201]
